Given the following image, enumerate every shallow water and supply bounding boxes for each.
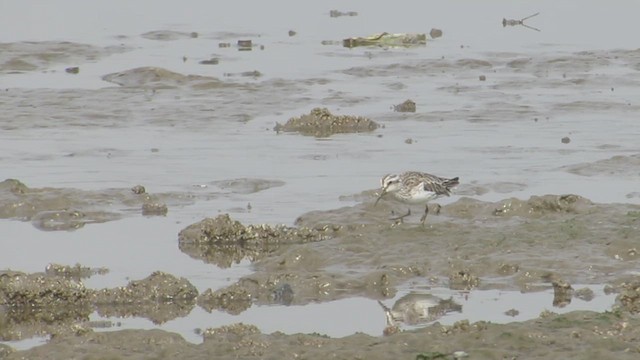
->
[1,0,640,354]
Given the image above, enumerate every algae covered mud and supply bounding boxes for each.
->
[2,189,640,359]
[2,0,640,358]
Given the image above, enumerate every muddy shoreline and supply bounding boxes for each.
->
[3,2,640,357]
[2,182,640,358]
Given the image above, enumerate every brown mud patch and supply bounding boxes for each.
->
[0,179,192,231]
[2,193,640,358]
[0,41,129,73]
[140,30,199,41]
[210,178,285,194]
[204,194,639,315]
[178,214,337,268]
[102,67,226,89]
[4,312,640,359]
[274,107,379,137]
[0,269,198,343]
[562,154,640,177]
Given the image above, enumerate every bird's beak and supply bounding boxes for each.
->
[374,188,387,206]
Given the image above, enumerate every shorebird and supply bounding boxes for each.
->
[375,171,459,225]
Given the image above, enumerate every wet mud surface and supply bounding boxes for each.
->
[3,1,640,358]
[0,179,192,231]
[0,41,129,73]
[2,192,640,358]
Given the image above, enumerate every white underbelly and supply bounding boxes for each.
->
[394,191,440,204]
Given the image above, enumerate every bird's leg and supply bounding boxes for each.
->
[420,204,429,226]
[390,208,411,223]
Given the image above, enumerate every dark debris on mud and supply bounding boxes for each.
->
[274,107,379,137]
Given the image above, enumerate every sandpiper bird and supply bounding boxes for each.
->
[375,171,459,225]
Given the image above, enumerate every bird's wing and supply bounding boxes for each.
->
[423,180,452,196]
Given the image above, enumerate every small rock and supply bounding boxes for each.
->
[504,308,520,317]
[199,58,219,65]
[574,287,595,301]
[65,67,80,74]
[131,185,146,194]
[393,99,416,113]
[561,136,571,144]
[288,30,297,37]
[271,283,294,305]
[479,75,486,81]
[552,279,574,308]
[430,28,443,39]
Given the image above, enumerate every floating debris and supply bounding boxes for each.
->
[288,30,297,37]
[329,9,358,17]
[502,12,541,32]
[65,66,79,74]
[505,308,520,317]
[343,32,427,48]
[562,136,571,144]
[479,75,486,81]
[199,58,219,65]
[274,107,379,137]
